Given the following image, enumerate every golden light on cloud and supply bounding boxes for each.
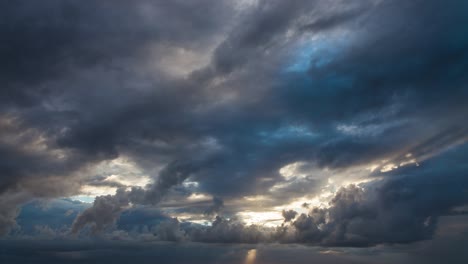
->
[244,249,257,264]
[279,161,308,179]
[242,195,269,202]
[187,193,211,201]
[380,163,398,172]
[106,174,151,187]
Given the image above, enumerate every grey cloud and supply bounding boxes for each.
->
[139,146,467,246]
[282,209,298,222]
[299,3,372,33]
[71,188,130,234]
[84,175,126,188]
[288,147,468,246]
[142,159,204,205]
[188,216,272,244]
[71,158,207,234]
[212,0,308,74]
[153,217,186,242]
[0,193,25,236]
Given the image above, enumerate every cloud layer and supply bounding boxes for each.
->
[0,0,467,254]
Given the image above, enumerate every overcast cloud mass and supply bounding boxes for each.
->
[1,0,468,263]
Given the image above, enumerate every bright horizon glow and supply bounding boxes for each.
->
[237,211,283,227]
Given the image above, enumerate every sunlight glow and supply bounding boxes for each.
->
[76,156,152,199]
[169,212,212,226]
[244,249,257,264]
[237,211,283,227]
[274,196,324,216]
[79,185,117,197]
[242,195,269,202]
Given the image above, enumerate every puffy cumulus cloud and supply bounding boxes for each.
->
[64,149,467,245]
[291,184,434,246]
[71,188,131,234]
[187,216,273,244]
[288,147,467,246]
[64,145,465,246]
[0,1,467,256]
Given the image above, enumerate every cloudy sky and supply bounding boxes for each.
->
[1,0,468,263]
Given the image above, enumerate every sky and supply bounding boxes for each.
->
[1,0,468,263]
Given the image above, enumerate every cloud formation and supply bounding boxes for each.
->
[0,1,467,255]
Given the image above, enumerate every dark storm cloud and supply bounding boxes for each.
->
[0,0,467,254]
[204,196,225,216]
[0,0,231,106]
[285,146,468,246]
